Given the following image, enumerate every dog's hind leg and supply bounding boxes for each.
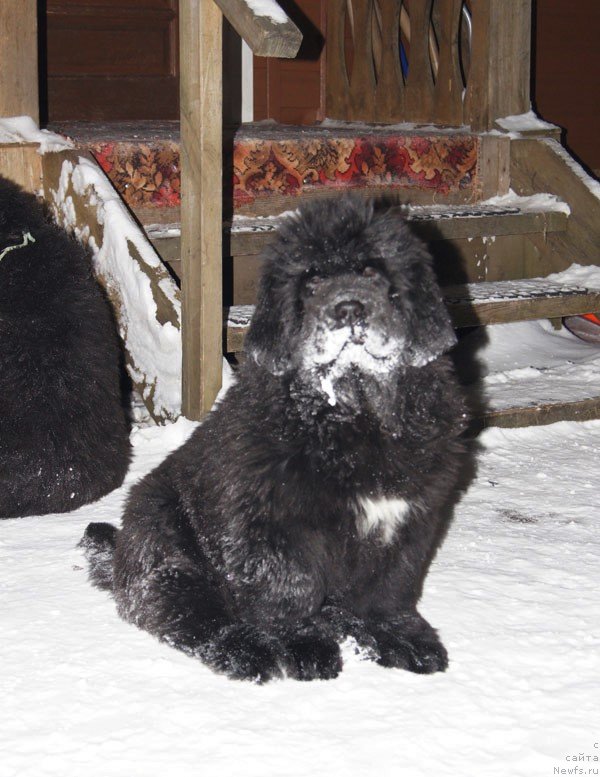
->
[116,549,290,683]
[112,481,289,682]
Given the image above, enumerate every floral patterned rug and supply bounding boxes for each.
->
[52,122,480,215]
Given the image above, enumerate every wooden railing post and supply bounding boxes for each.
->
[179,1,299,419]
[326,0,351,120]
[374,0,404,122]
[404,0,435,123]
[180,0,223,419]
[465,0,532,130]
[433,0,463,125]
[347,0,376,120]
[0,0,39,121]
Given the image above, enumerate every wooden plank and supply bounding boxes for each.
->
[149,236,181,276]
[232,182,476,217]
[478,134,510,200]
[373,0,404,122]
[408,208,566,242]
[462,0,492,130]
[133,205,181,228]
[510,138,600,267]
[225,282,600,351]
[224,204,567,256]
[404,0,435,122]
[213,0,301,58]
[445,284,600,327]
[147,203,569,301]
[347,0,376,120]
[180,0,223,419]
[0,144,43,192]
[433,233,534,286]
[433,0,463,126]
[496,0,532,122]
[325,0,350,119]
[227,320,250,354]
[464,0,532,130]
[41,149,181,422]
[0,0,39,121]
[232,254,262,305]
[479,397,600,430]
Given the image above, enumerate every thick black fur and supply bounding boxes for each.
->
[82,196,469,682]
[0,176,130,518]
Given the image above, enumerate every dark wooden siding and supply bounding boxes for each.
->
[46,0,179,121]
[534,0,600,172]
[253,0,325,124]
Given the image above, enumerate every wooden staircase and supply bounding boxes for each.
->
[28,1,599,430]
[47,117,600,430]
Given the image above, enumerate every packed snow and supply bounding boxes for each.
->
[481,188,571,215]
[244,0,289,25]
[495,109,557,134]
[0,116,74,154]
[2,322,600,777]
[47,156,182,421]
[460,319,600,413]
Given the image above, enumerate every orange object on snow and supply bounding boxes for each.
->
[563,312,600,343]
[580,313,600,326]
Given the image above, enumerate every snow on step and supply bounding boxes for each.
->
[227,305,255,329]
[131,197,566,241]
[465,319,600,426]
[443,279,594,304]
[229,195,568,235]
[226,276,600,348]
[483,359,600,413]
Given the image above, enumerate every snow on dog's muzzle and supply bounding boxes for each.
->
[299,271,404,377]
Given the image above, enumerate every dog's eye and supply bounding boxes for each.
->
[305,274,323,293]
[362,265,379,278]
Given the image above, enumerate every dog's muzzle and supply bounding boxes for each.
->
[299,271,403,372]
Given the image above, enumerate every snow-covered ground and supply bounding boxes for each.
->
[2,322,600,777]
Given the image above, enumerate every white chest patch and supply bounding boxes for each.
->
[356,496,411,544]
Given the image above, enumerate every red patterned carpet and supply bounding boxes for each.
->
[50,121,480,215]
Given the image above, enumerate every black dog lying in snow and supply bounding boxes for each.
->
[82,197,469,681]
[0,176,130,518]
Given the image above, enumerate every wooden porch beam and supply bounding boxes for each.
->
[465,0,532,130]
[0,0,39,121]
[213,0,302,58]
[180,0,223,419]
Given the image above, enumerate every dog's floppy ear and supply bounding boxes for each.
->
[244,267,296,375]
[379,215,457,367]
[401,259,457,367]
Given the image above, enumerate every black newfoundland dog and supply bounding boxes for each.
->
[82,196,469,682]
[0,176,130,518]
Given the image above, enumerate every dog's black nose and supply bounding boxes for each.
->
[334,300,365,327]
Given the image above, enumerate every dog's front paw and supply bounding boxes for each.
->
[376,631,448,674]
[206,624,286,683]
[283,633,343,681]
[369,615,448,674]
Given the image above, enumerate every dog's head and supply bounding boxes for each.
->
[245,197,455,403]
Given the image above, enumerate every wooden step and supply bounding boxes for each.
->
[50,120,485,219]
[480,396,600,428]
[443,279,600,327]
[228,200,568,256]
[146,197,570,281]
[473,358,600,429]
[225,279,600,353]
